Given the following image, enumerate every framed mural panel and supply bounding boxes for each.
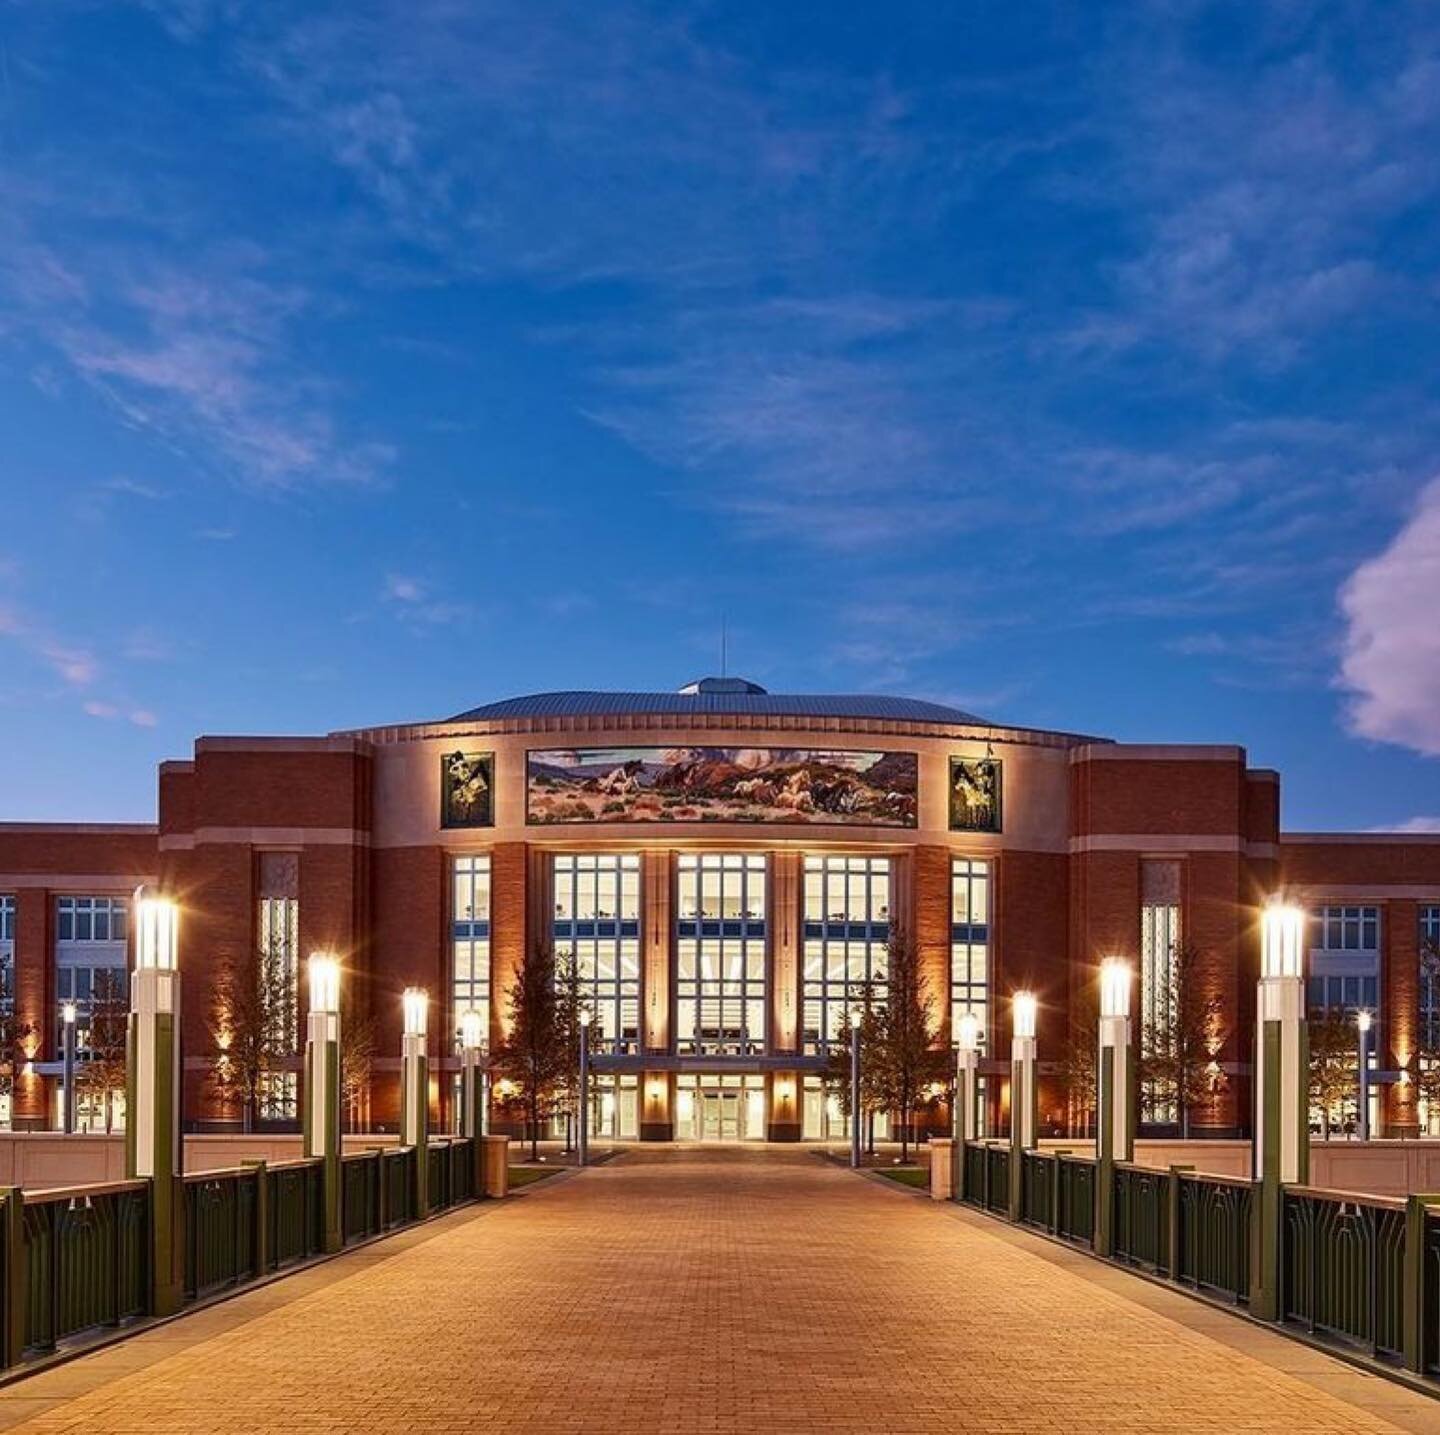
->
[527,747,918,827]
[949,756,1002,833]
[441,750,494,828]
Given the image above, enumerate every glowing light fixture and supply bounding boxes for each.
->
[1357,1009,1373,1035]
[957,1011,981,1053]
[61,1001,77,1025]
[460,1008,484,1050]
[579,1008,593,1028]
[402,987,429,1037]
[1099,958,1132,1020]
[308,953,340,1014]
[1012,991,1037,1040]
[1261,898,1306,980]
[133,887,178,971]
[850,1008,863,1030]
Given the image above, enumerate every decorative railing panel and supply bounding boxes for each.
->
[1175,1173,1252,1305]
[183,1170,260,1301]
[1283,1189,1406,1362]
[1113,1165,1169,1275]
[984,1146,1010,1214]
[1021,1151,1053,1230]
[269,1162,322,1271]
[342,1152,382,1244]
[22,1184,148,1353]
[962,1142,986,1207]
[1055,1156,1095,1248]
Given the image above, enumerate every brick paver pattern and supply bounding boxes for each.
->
[7,1149,1427,1433]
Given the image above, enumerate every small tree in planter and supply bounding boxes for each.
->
[492,941,569,1160]
[78,972,129,1132]
[1140,940,1227,1137]
[208,934,298,1132]
[823,981,886,1152]
[340,1008,376,1134]
[1309,1012,1359,1140]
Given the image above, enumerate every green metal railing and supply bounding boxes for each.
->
[1055,1154,1095,1247]
[1020,1150,1053,1230]
[961,1142,986,1206]
[1283,1188,1406,1362]
[19,1183,148,1354]
[984,1145,1010,1214]
[382,1148,415,1229]
[1175,1171,1252,1305]
[269,1162,323,1271]
[1113,1164,1169,1275]
[342,1151,382,1244]
[183,1169,261,1300]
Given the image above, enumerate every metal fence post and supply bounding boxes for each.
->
[243,1160,270,1277]
[0,1188,25,1366]
[1167,1165,1192,1281]
[1403,1193,1440,1372]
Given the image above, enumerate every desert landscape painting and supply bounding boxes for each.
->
[527,747,918,826]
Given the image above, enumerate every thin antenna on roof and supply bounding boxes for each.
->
[720,616,728,677]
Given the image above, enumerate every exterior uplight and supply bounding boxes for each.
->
[1261,898,1306,980]
[1012,991,1037,1040]
[957,1011,981,1053]
[133,887,179,971]
[460,1008,484,1051]
[308,953,341,1014]
[402,987,429,1038]
[1099,958,1132,1020]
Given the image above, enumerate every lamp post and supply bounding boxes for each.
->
[401,987,429,1216]
[1095,958,1134,1257]
[1357,1009,1372,1143]
[849,1008,862,1169]
[1254,897,1309,1320]
[61,1001,78,1135]
[305,954,342,1252]
[1009,991,1038,1221]
[578,1008,592,1168]
[955,1011,981,1202]
[125,886,183,1315]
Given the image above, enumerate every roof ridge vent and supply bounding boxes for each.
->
[677,676,768,695]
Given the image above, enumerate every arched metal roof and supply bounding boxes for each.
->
[448,688,989,725]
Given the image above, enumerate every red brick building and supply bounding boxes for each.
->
[2,678,1437,1139]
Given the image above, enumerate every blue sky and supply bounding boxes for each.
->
[2,1,1439,829]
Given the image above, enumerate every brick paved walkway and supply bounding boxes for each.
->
[4,1148,1440,1433]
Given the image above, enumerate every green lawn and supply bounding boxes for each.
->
[509,1165,564,1188]
[875,1167,929,1189]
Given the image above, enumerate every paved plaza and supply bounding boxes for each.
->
[3,1149,1440,1433]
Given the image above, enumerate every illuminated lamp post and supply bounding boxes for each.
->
[125,887,183,1315]
[578,1008,592,1168]
[401,987,430,1217]
[955,1012,981,1202]
[1356,1009,1373,1143]
[849,1008,863,1169]
[61,1002,78,1135]
[1095,958,1134,1257]
[1009,991,1038,1221]
[305,954,342,1253]
[1254,898,1309,1320]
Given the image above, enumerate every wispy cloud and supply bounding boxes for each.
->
[1367,816,1440,834]
[379,572,472,626]
[1338,475,1440,755]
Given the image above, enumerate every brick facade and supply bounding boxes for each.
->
[2,694,1439,1141]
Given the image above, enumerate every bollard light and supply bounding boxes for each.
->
[402,987,429,1038]
[460,1007,484,1051]
[308,953,341,1014]
[957,1011,981,1053]
[62,1001,77,1026]
[1012,991,1037,1040]
[1099,958,1131,1020]
[1261,898,1306,980]
[133,887,179,971]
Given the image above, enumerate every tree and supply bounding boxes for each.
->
[0,1004,35,1127]
[1060,983,1099,1139]
[1140,940,1227,1137]
[492,941,569,1160]
[1310,1012,1359,1140]
[339,1008,376,1134]
[863,928,950,1162]
[77,972,129,1133]
[553,951,587,1152]
[1416,936,1440,1135]
[208,934,298,1132]
[823,982,887,1150]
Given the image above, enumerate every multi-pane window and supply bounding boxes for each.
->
[256,855,299,1121]
[552,854,640,1053]
[55,966,128,1053]
[0,896,13,1011]
[453,856,492,1048]
[676,854,766,1056]
[56,896,128,943]
[1420,907,1440,1046]
[1306,905,1381,1028]
[802,856,891,1054]
[949,858,990,1048]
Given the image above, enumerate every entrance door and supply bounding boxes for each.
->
[700,1091,742,1140]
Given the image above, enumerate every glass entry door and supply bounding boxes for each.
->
[701,1090,742,1140]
